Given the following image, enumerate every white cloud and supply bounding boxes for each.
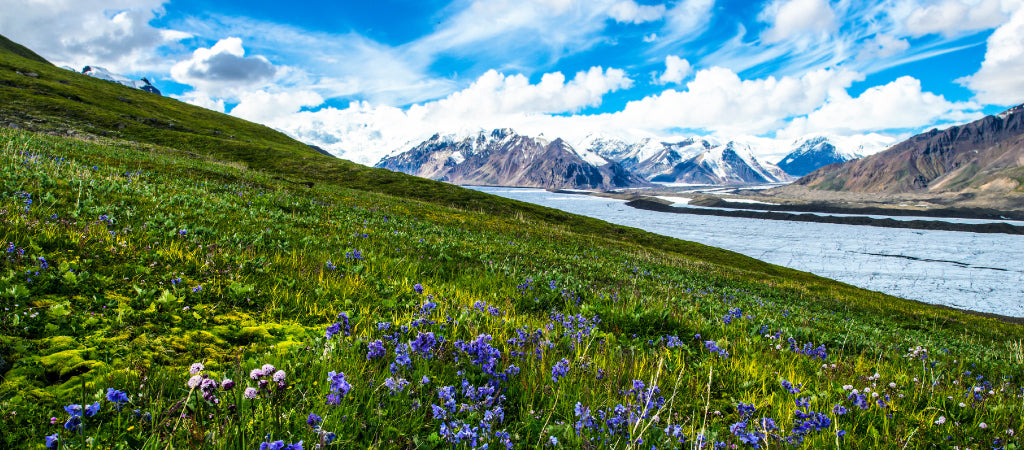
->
[609,1,667,24]
[958,6,1024,105]
[614,66,863,134]
[661,0,716,42]
[174,92,226,113]
[760,0,837,43]
[230,90,324,123]
[0,0,189,72]
[254,66,632,164]
[427,67,633,117]
[643,33,659,42]
[783,76,979,135]
[171,38,277,92]
[858,34,911,59]
[657,55,692,84]
[903,0,1014,37]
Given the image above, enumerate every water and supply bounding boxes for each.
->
[472,187,1024,317]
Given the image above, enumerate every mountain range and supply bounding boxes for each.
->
[377,131,840,189]
[376,129,648,190]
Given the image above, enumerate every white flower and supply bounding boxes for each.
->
[889,382,897,389]
[189,363,204,375]
[187,375,202,389]
[272,370,286,383]
[935,416,946,425]
[842,385,853,390]
[959,402,966,407]
[244,387,259,399]
[261,364,276,374]
[250,368,263,380]
[979,422,988,429]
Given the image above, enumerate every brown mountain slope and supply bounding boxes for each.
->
[793,105,1024,194]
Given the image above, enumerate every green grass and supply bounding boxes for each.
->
[1,37,1023,449]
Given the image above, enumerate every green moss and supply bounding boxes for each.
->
[38,349,102,379]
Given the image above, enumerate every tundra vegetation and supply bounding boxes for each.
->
[0,37,1022,449]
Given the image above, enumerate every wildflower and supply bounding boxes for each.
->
[421,375,430,385]
[414,283,423,294]
[326,371,351,405]
[221,378,235,390]
[367,340,386,359]
[187,375,202,389]
[326,313,351,339]
[390,343,412,373]
[106,388,129,409]
[411,332,437,356]
[189,363,204,375]
[250,368,264,380]
[307,413,322,428]
[704,341,729,358]
[262,364,276,374]
[84,402,100,417]
[980,422,988,429]
[384,377,409,395]
[549,436,558,446]
[44,433,58,448]
[832,405,848,415]
[273,370,287,384]
[935,416,946,425]
[551,358,570,383]
[244,387,259,399]
[192,285,202,293]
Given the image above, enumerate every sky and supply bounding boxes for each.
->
[2,0,1024,165]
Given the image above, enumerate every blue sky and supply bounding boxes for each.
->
[2,0,1023,164]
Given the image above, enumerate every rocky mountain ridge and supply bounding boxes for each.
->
[791,104,1024,194]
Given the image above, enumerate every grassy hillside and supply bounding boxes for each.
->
[1,38,1023,449]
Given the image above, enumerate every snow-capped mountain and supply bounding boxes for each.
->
[79,66,161,95]
[580,135,789,184]
[650,141,793,184]
[776,137,860,177]
[376,129,649,190]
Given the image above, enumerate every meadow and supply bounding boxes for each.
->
[1,127,1022,449]
[1,36,1023,448]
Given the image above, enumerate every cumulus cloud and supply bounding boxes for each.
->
[0,0,189,72]
[230,90,324,123]
[426,67,634,117]
[608,1,667,24]
[614,66,862,134]
[656,55,692,84]
[256,66,632,164]
[171,38,277,91]
[783,76,979,135]
[958,6,1024,105]
[760,0,837,43]
[903,0,1014,37]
